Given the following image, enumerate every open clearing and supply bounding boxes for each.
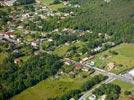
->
[93,43,134,74]
[12,75,89,100]
[0,53,7,72]
[53,44,70,57]
[40,0,65,11]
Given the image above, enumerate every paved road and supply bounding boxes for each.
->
[78,62,134,100]
[0,35,17,44]
[79,77,112,100]
[83,63,134,84]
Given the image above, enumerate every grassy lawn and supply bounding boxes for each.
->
[12,76,88,100]
[53,41,87,58]
[0,53,7,64]
[53,44,70,57]
[49,3,65,11]
[40,0,65,11]
[20,56,31,62]
[93,43,134,74]
[112,80,134,100]
[0,53,7,72]
[25,35,34,42]
[40,0,54,5]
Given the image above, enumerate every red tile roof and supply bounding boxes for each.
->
[128,97,134,100]
[3,32,14,36]
[75,63,82,70]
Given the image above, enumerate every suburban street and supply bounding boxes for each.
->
[0,35,17,44]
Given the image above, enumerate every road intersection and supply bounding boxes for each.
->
[78,62,134,100]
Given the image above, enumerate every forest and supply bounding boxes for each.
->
[59,0,134,43]
[15,0,36,5]
[0,53,63,99]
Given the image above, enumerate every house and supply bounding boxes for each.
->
[128,69,134,77]
[79,32,85,36]
[107,62,116,71]
[70,98,75,100]
[53,29,59,32]
[0,33,4,36]
[88,94,96,100]
[60,16,65,20]
[69,71,76,76]
[99,95,106,100]
[31,41,39,47]
[17,38,21,43]
[63,28,68,32]
[94,46,102,52]
[17,25,23,29]
[90,61,95,66]
[82,67,90,72]
[80,57,89,63]
[41,33,46,38]
[65,42,70,46]
[34,50,42,55]
[31,31,36,34]
[64,13,70,17]
[105,34,110,40]
[48,38,53,42]
[98,33,102,36]
[88,56,95,60]
[70,11,74,15]
[3,32,14,38]
[63,1,69,5]
[74,4,80,8]
[60,71,64,74]
[75,63,82,70]
[55,12,61,16]
[0,0,17,6]
[22,13,30,18]
[14,58,22,64]
[128,97,134,100]
[64,60,72,65]
[13,49,19,53]
[104,0,111,3]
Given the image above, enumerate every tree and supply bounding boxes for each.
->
[124,91,132,95]
[53,0,61,4]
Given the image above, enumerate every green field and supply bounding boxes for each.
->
[12,75,88,100]
[40,0,53,5]
[93,43,134,74]
[0,53,7,72]
[53,41,87,58]
[0,53,7,63]
[49,3,65,11]
[40,0,65,11]
[112,80,134,100]
[53,44,70,57]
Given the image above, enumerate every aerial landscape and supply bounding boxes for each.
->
[0,0,134,100]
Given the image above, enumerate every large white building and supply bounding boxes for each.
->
[128,69,134,77]
[0,0,16,6]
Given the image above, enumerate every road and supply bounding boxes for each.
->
[78,62,134,100]
[79,77,112,100]
[2,36,133,85]
[83,62,134,85]
[0,35,17,44]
